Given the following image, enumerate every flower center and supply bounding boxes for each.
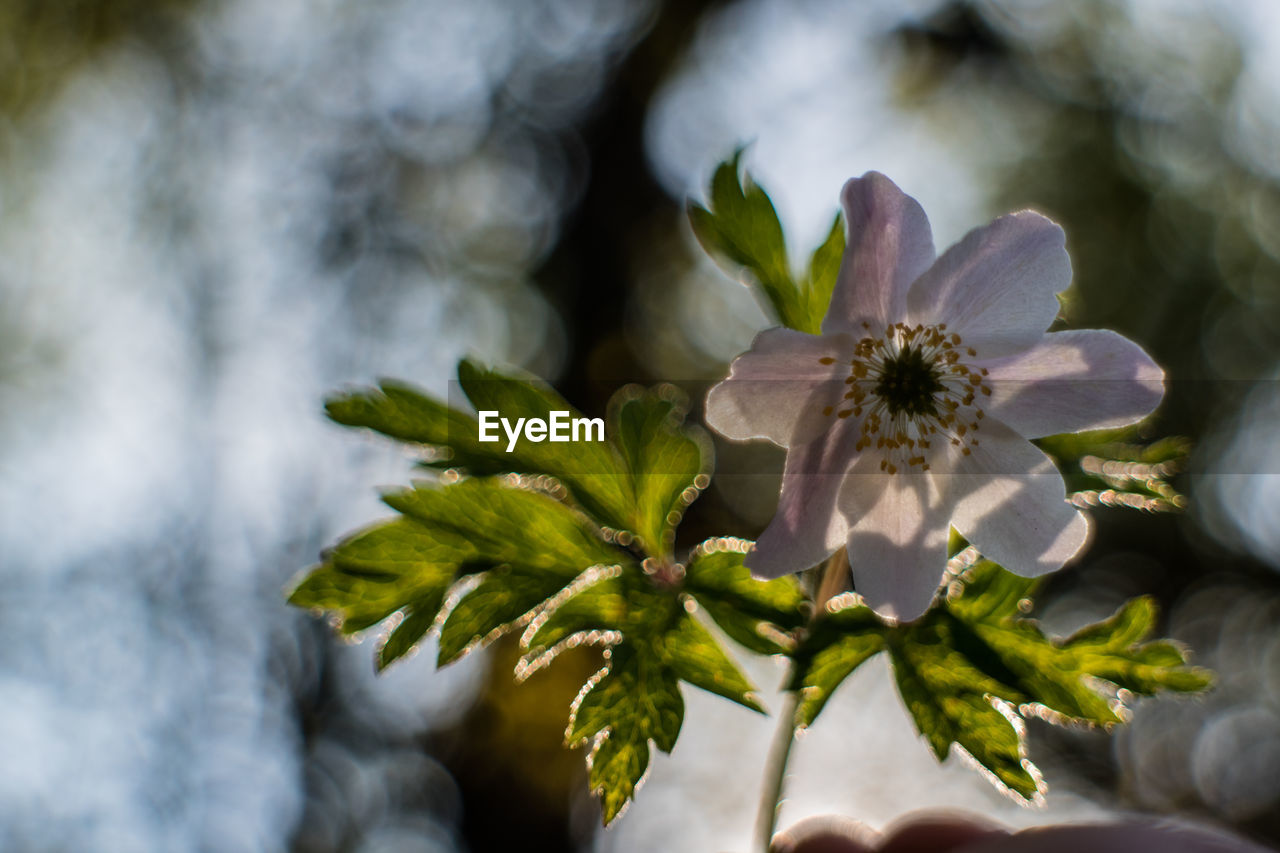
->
[818,322,991,474]
[873,344,946,418]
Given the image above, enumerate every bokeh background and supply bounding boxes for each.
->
[2,0,1279,850]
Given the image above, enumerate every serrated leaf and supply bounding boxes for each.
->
[325,380,509,475]
[688,151,810,332]
[526,565,765,714]
[289,560,446,635]
[378,596,441,670]
[327,517,479,577]
[788,603,885,728]
[523,555,766,824]
[682,541,807,654]
[523,566,630,652]
[456,359,632,529]
[884,560,1211,801]
[945,557,1039,624]
[891,620,1039,799]
[948,566,1212,726]
[588,727,651,826]
[780,557,1210,803]
[689,153,848,334]
[384,479,620,572]
[291,478,631,670]
[436,568,567,665]
[288,518,461,636]
[326,364,636,530]
[569,642,684,751]
[609,386,708,557]
[572,642,683,825]
[659,610,765,712]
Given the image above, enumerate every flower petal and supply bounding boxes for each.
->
[943,418,1090,578]
[745,418,861,578]
[906,211,1070,358]
[975,329,1165,438]
[822,172,936,335]
[705,328,853,447]
[838,461,952,622]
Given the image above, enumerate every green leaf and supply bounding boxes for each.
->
[802,211,844,332]
[788,601,885,728]
[891,614,1042,799]
[456,359,633,529]
[688,152,845,334]
[327,370,719,561]
[1037,431,1190,512]
[521,555,765,825]
[378,596,441,670]
[572,641,682,825]
[326,363,636,530]
[781,556,1211,802]
[290,478,632,670]
[325,379,509,475]
[383,479,621,573]
[682,539,807,655]
[889,560,1212,801]
[288,518,462,636]
[588,727,651,826]
[289,558,447,635]
[659,610,765,712]
[890,618,1040,798]
[609,385,709,557]
[688,151,809,331]
[437,566,576,665]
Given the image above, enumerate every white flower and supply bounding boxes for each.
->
[706,172,1164,621]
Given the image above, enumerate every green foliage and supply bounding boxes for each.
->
[326,369,711,560]
[291,364,801,824]
[788,604,883,728]
[518,544,790,824]
[327,363,634,530]
[787,558,1212,801]
[298,356,1212,820]
[682,541,808,655]
[289,479,625,671]
[688,151,843,334]
[608,385,709,557]
[1038,428,1190,512]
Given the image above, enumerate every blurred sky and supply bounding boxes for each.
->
[1,0,1279,851]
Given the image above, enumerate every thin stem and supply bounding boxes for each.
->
[755,680,800,853]
[754,549,849,852]
[814,547,849,613]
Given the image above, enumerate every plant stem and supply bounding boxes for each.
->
[814,547,849,612]
[755,681,799,853]
[755,549,849,852]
